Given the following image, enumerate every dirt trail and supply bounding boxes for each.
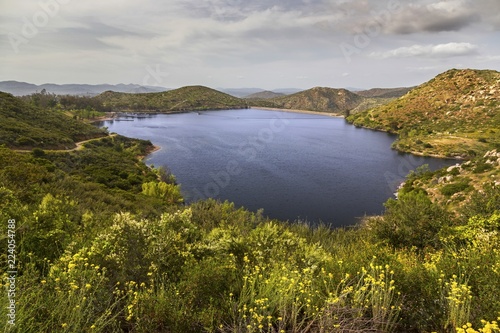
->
[14,134,117,153]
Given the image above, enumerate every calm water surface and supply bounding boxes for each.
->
[101,109,455,227]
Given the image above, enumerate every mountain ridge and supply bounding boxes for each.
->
[0,80,169,96]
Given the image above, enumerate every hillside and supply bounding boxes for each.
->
[244,90,285,99]
[355,87,413,99]
[0,91,106,149]
[94,85,248,112]
[347,69,500,159]
[249,87,365,115]
[249,87,401,115]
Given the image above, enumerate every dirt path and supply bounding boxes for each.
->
[14,134,117,153]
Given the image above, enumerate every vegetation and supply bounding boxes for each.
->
[347,69,500,158]
[93,86,249,112]
[1,86,499,333]
[0,92,107,149]
[247,87,406,116]
[248,87,364,115]
[354,87,413,99]
[244,91,285,99]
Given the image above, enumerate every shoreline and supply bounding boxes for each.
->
[89,112,118,123]
[139,144,161,161]
[348,123,465,161]
[252,107,344,118]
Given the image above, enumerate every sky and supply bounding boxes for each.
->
[1,0,499,90]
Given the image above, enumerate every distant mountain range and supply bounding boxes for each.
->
[0,81,307,98]
[220,88,302,97]
[355,87,414,98]
[0,81,169,96]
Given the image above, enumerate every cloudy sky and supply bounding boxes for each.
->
[1,0,499,90]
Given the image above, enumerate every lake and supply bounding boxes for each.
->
[99,108,456,227]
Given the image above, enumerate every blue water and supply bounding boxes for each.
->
[100,108,455,227]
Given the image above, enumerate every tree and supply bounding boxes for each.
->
[372,191,450,250]
[142,181,183,204]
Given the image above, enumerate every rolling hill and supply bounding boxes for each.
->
[94,85,248,112]
[248,87,405,115]
[244,90,286,99]
[0,92,106,149]
[355,87,413,98]
[249,87,365,114]
[347,69,500,158]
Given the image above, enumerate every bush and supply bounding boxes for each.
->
[372,191,450,250]
[440,181,472,197]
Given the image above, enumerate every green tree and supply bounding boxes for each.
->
[373,191,450,250]
[142,181,183,204]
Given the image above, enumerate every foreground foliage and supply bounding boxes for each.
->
[1,183,499,332]
[0,92,106,149]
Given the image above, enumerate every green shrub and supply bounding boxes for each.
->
[440,181,472,197]
[372,191,450,250]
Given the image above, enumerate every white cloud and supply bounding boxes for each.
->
[370,42,479,59]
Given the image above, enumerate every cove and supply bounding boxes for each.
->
[99,108,456,227]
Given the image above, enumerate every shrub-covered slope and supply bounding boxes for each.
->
[347,69,500,158]
[94,85,248,112]
[250,87,365,114]
[0,91,106,149]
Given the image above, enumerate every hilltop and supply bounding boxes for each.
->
[0,91,106,149]
[355,87,413,99]
[94,85,248,112]
[347,69,500,158]
[244,90,286,99]
[249,87,364,115]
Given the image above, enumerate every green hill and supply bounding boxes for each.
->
[347,69,500,158]
[0,91,106,149]
[94,85,248,112]
[249,86,399,115]
[244,90,285,99]
[249,87,364,114]
[355,87,413,99]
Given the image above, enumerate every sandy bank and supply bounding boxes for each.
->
[252,107,344,118]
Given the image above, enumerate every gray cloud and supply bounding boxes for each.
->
[1,0,499,89]
[371,42,479,58]
[383,0,499,34]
